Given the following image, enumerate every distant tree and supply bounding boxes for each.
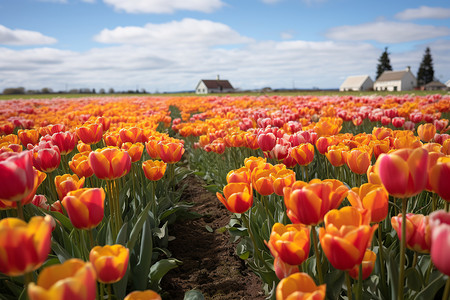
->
[99,88,106,94]
[108,88,115,94]
[376,47,393,79]
[92,88,96,94]
[417,47,434,86]
[41,87,53,94]
[2,87,25,95]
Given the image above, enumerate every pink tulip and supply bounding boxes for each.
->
[429,210,450,276]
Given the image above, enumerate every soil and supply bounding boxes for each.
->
[160,175,266,300]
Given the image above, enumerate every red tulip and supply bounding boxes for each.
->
[88,147,131,180]
[62,188,105,230]
[0,151,36,202]
[429,210,450,276]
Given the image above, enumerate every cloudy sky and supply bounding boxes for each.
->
[0,0,449,92]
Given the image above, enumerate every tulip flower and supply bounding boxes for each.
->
[121,142,144,163]
[119,127,145,144]
[216,182,253,214]
[347,183,389,223]
[125,290,162,300]
[276,272,326,300]
[284,179,348,226]
[156,141,185,164]
[0,151,36,202]
[348,249,376,280]
[145,139,161,159]
[142,159,167,181]
[319,206,378,270]
[315,136,335,155]
[428,157,450,201]
[429,210,450,276]
[257,132,277,152]
[88,147,131,180]
[76,123,103,145]
[18,129,40,147]
[54,174,85,200]
[375,147,428,198]
[89,244,129,284]
[345,147,371,175]
[372,127,392,140]
[69,151,94,178]
[391,213,431,253]
[28,259,97,300]
[32,145,61,173]
[62,188,105,230]
[417,123,436,142]
[273,256,299,280]
[226,167,251,184]
[291,143,314,166]
[77,142,91,153]
[244,156,267,172]
[251,166,275,196]
[271,168,296,196]
[51,131,78,155]
[0,216,52,276]
[265,223,310,266]
[392,117,405,128]
[325,144,348,167]
[39,124,66,136]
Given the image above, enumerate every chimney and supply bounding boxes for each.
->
[217,74,220,80]
[406,66,411,72]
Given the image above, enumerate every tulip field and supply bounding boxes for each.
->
[0,93,450,300]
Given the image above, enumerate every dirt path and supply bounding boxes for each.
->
[160,175,265,300]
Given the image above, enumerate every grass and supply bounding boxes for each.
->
[0,90,448,101]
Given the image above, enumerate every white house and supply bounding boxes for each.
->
[339,75,373,91]
[446,80,450,89]
[195,76,234,94]
[374,67,417,91]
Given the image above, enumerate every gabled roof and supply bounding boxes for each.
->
[376,70,409,82]
[200,79,234,89]
[340,75,372,88]
[425,81,446,88]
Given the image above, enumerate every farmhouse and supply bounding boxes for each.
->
[422,81,447,91]
[195,76,234,94]
[339,75,373,91]
[374,67,417,91]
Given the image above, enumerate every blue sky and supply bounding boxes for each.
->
[0,0,449,92]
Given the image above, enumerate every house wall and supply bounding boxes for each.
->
[361,78,374,91]
[374,80,402,91]
[195,82,208,94]
[401,72,417,91]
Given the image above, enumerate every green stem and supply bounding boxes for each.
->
[261,195,275,230]
[398,197,407,300]
[113,179,122,233]
[346,271,353,300]
[377,225,387,292]
[241,212,270,270]
[107,283,113,300]
[311,226,324,284]
[107,180,117,240]
[88,229,95,249]
[445,201,449,212]
[442,276,450,300]
[357,263,363,300]
[412,252,418,268]
[16,201,25,221]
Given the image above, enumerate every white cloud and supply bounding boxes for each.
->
[326,21,450,43]
[102,0,225,14]
[93,18,252,46]
[395,6,450,20]
[280,31,294,40]
[0,25,58,46]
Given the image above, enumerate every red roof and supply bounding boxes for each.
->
[201,80,234,89]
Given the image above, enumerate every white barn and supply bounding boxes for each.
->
[339,75,373,91]
[195,77,234,94]
[374,67,417,91]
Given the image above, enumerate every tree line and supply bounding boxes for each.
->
[376,47,435,86]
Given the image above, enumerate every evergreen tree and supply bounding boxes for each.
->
[376,47,393,79]
[417,47,434,86]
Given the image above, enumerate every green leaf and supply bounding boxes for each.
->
[405,268,423,292]
[132,218,153,290]
[324,269,345,300]
[48,211,74,232]
[205,225,213,232]
[414,273,445,300]
[204,184,219,193]
[113,261,130,300]
[51,240,71,263]
[115,222,128,246]
[149,258,182,290]
[184,290,205,300]
[127,199,152,251]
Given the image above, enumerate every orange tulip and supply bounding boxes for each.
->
[251,166,275,196]
[375,148,428,198]
[145,139,161,159]
[0,216,52,276]
[372,127,392,140]
[265,223,310,265]
[28,259,97,300]
[89,244,129,284]
[216,182,253,214]
[54,174,85,200]
[119,127,145,144]
[325,144,348,167]
[391,213,431,253]
[121,142,144,163]
[18,129,40,147]
[273,256,299,280]
[69,151,94,178]
[347,183,389,223]
[348,249,376,280]
[284,179,348,226]
[417,123,436,142]
[244,156,267,172]
[76,123,103,145]
[319,206,378,270]
[345,147,371,175]
[156,141,185,163]
[88,147,131,180]
[271,168,296,196]
[77,142,91,153]
[276,272,326,300]
[125,290,162,300]
[142,160,167,181]
[291,143,315,166]
[226,166,251,184]
[62,188,105,230]
[315,136,334,154]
